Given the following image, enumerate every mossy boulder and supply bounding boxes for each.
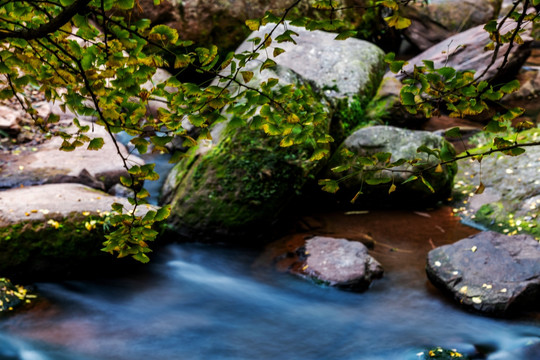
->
[0,183,155,281]
[162,121,328,242]
[453,128,540,239]
[324,126,457,206]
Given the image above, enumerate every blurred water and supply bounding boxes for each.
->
[0,241,539,360]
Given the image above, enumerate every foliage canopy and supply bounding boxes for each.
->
[0,0,539,261]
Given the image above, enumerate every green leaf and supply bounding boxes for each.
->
[273,47,285,57]
[87,137,104,150]
[401,91,416,106]
[505,147,526,156]
[115,0,134,10]
[444,127,461,138]
[241,71,254,83]
[335,30,357,40]
[245,19,260,31]
[500,79,520,94]
[484,20,497,33]
[384,14,411,29]
[260,58,277,71]
[319,179,340,193]
[420,177,435,193]
[484,120,507,133]
[401,175,418,184]
[155,205,171,221]
[365,177,392,185]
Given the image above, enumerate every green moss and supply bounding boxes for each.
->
[474,203,539,240]
[0,213,110,275]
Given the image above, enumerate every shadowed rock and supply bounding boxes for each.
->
[426,231,540,315]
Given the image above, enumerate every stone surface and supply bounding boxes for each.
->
[301,236,383,290]
[402,0,502,50]
[235,23,386,107]
[0,105,22,134]
[0,183,155,281]
[0,120,143,191]
[398,17,532,84]
[453,128,539,239]
[325,125,457,205]
[426,231,540,315]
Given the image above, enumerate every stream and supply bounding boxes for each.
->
[0,150,539,360]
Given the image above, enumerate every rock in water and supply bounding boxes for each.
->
[426,231,540,315]
[301,236,383,291]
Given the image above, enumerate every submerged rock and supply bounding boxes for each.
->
[300,236,383,291]
[0,183,155,281]
[426,231,540,315]
[324,126,457,205]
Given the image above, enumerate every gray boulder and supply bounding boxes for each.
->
[236,23,386,108]
[325,126,457,205]
[300,236,383,291]
[426,231,540,315]
[0,278,27,313]
[402,0,502,50]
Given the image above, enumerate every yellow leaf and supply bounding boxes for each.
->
[474,181,485,195]
[435,164,443,173]
[388,183,396,194]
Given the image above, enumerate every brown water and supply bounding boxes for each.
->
[0,207,539,360]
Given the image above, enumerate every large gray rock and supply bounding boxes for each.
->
[426,231,540,315]
[402,0,502,50]
[325,126,457,204]
[0,120,143,191]
[398,17,532,83]
[300,236,383,291]
[375,15,532,125]
[236,23,386,107]
[0,183,155,281]
[453,128,539,239]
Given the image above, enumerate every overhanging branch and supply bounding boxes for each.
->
[0,0,91,41]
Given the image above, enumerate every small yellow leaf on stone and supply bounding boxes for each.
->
[18,166,24,171]
[459,286,468,294]
[482,284,492,289]
[434,261,442,267]
[500,288,507,293]
[302,265,309,271]
[472,297,482,304]
[25,212,30,216]
[30,209,38,213]
[82,211,90,216]
[471,246,477,252]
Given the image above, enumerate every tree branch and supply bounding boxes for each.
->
[0,0,91,41]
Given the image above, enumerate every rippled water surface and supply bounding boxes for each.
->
[1,207,539,360]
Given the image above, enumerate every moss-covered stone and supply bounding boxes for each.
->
[0,213,112,280]
[164,122,326,241]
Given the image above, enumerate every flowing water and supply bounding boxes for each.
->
[0,207,539,360]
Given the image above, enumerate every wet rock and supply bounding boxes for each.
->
[324,126,457,205]
[0,120,143,191]
[0,183,155,281]
[402,0,502,51]
[453,128,539,239]
[300,236,383,291]
[426,231,540,315]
